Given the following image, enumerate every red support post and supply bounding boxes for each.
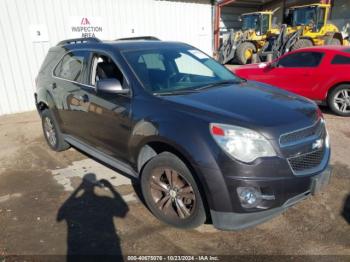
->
[214,0,236,52]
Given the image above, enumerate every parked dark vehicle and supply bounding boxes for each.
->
[35,37,331,230]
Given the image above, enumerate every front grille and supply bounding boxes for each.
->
[280,120,324,147]
[288,148,325,174]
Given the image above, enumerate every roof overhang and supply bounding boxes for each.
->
[217,0,276,8]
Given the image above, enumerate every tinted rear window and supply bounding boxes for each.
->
[344,48,350,54]
[331,54,350,65]
[278,52,324,68]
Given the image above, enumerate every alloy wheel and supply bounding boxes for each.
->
[333,89,350,113]
[44,117,57,147]
[149,167,196,219]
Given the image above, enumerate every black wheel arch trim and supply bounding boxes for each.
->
[326,82,350,102]
[135,138,227,214]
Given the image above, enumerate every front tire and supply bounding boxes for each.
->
[41,109,70,151]
[328,85,350,117]
[141,152,206,229]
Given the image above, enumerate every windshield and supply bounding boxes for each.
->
[242,14,260,31]
[292,7,317,26]
[122,47,239,95]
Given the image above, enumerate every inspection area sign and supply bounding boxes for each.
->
[68,17,106,38]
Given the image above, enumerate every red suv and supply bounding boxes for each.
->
[233,46,350,116]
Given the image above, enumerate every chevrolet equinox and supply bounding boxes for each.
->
[35,37,331,230]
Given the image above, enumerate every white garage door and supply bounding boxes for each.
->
[0,0,213,115]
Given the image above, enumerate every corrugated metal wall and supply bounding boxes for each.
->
[0,0,213,115]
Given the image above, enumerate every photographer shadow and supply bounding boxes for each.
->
[342,194,350,224]
[57,173,129,260]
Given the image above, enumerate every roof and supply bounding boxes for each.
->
[290,45,350,54]
[56,37,192,52]
[107,40,191,51]
[217,0,276,8]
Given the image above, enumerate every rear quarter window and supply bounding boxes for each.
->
[54,52,85,82]
[331,54,350,65]
[38,50,63,75]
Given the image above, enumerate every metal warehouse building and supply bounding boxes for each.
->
[0,0,213,115]
[0,0,349,115]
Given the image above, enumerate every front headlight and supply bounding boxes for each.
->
[210,123,276,163]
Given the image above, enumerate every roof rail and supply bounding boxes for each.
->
[57,37,102,46]
[116,36,160,41]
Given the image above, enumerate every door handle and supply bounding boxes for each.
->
[79,94,89,103]
[50,83,57,89]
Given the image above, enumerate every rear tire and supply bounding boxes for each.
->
[328,85,350,117]
[41,109,70,151]
[141,152,206,229]
[291,39,313,51]
[236,42,256,65]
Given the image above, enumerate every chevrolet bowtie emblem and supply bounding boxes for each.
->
[312,139,324,150]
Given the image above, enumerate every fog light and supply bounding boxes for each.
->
[237,187,261,208]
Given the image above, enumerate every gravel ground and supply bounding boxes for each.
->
[0,109,349,259]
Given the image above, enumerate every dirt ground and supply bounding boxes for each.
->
[0,109,349,259]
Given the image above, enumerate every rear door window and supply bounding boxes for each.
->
[54,51,89,82]
[331,54,350,65]
[278,52,324,68]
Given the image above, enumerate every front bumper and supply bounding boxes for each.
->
[210,166,332,230]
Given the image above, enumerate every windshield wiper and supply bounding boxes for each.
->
[195,79,245,91]
[153,79,246,96]
[153,89,200,96]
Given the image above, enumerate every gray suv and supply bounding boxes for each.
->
[35,37,331,230]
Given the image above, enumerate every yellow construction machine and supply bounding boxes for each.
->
[260,3,349,61]
[219,9,280,65]
[286,3,348,49]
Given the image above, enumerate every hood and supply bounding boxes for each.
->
[231,64,264,78]
[232,63,264,73]
[160,81,319,139]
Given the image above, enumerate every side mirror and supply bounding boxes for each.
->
[238,16,242,22]
[96,78,130,94]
